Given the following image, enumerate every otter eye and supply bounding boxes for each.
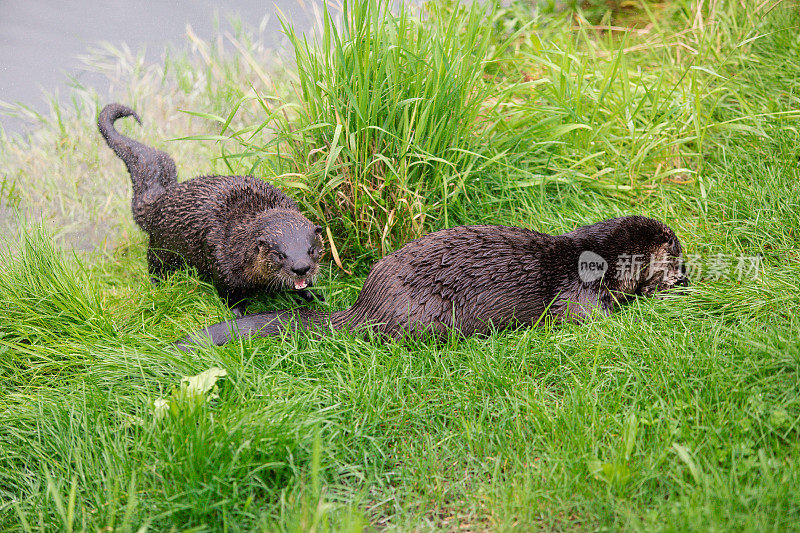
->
[272,251,286,261]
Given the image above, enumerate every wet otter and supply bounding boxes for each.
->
[175,216,688,349]
[98,103,324,316]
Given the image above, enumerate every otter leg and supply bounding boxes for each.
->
[147,246,182,282]
[219,289,248,318]
[230,302,247,318]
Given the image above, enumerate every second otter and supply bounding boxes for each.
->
[98,103,324,316]
[176,216,688,349]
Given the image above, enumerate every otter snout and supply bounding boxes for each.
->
[670,261,690,293]
[288,260,313,290]
[291,263,312,276]
[670,274,690,295]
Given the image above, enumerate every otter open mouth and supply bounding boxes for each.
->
[294,279,308,290]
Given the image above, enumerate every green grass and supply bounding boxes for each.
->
[200,0,515,259]
[1,0,800,530]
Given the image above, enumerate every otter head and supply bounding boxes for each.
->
[606,217,689,299]
[637,233,689,297]
[252,210,324,291]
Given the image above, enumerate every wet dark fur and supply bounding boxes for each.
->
[98,103,324,315]
[175,216,688,349]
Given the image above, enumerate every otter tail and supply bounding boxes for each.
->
[173,308,340,351]
[98,103,178,229]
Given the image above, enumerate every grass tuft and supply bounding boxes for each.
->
[214,0,511,259]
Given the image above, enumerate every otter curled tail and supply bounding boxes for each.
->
[98,103,178,229]
[173,308,336,351]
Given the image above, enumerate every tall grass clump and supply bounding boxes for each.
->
[0,227,118,392]
[0,227,112,344]
[219,0,504,258]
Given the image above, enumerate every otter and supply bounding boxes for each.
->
[175,216,688,349]
[98,103,324,316]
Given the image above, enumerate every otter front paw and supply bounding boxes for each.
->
[231,303,246,318]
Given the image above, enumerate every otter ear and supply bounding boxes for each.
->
[314,226,324,236]
[257,236,269,248]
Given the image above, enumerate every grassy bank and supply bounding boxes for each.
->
[1,0,799,530]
